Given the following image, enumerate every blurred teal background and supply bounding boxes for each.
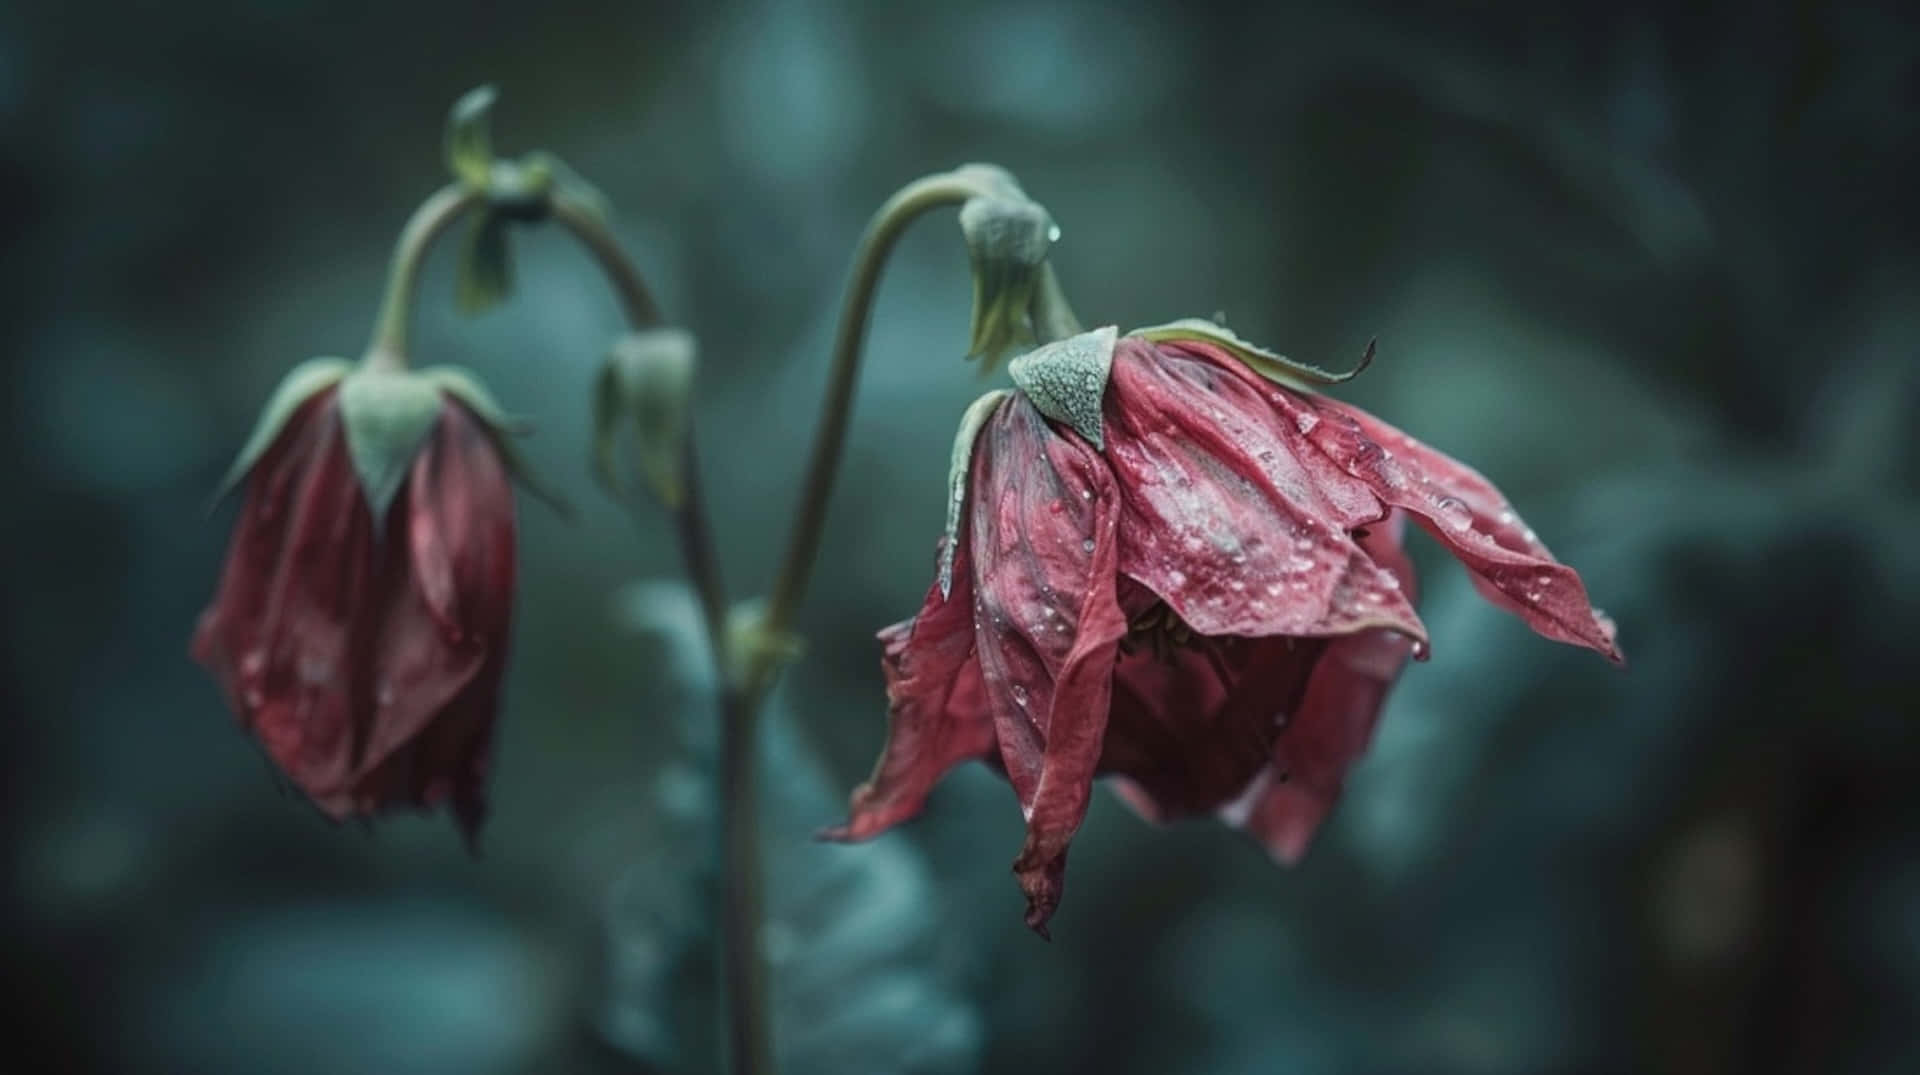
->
[3,1,1917,1072]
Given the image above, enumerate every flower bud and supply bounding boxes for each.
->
[593,327,699,508]
[959,195,1058,367]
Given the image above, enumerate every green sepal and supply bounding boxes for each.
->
[939,388,1014,600]
[419,365,570,516]
[1130,318,1375,391]
[337,368,447,527]
[208,357,353,510]
[445,85,498,189]
[592,328,698,509]
[455,209,514,314]
[1007,325,1118,451]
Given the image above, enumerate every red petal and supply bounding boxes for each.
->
[1238,518,1419,862]
[357,400,513,776]
[1290,392,1621,662]
[968,397,1129,935]
[1103,339,1427,647]
[823,532,995,842]
[198,391,375,803]
[192,389,337,711]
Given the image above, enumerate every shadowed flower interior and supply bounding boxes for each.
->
[827,329,1620,936]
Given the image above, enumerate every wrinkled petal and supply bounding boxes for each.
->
[1285,389,1620,661]
[1103,339,1427,647]
[217,392,377,800]
[192,389,338,712]
[1238,516,1420,862]
[969,396,1128,936]
[823,534,995,842]
[358,400,512,776]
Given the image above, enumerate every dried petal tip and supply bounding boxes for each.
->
[1131,318,1375,389]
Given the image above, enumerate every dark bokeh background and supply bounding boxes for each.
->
[4,1,1917,1072]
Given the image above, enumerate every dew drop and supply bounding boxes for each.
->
[1411,639,1430,660]
[1265,581,1285,597]
[1497,509,1517,526]
[243,687,266,710]
[1293,411,1320,435]
[1048,499,1064,515]
[239,649,267,679]
[1436,496,1473,532]
[1011,684,1029,708]
[1082,538,1096,553]
[1293,536,1316,553]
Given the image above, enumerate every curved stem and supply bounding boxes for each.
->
[365,184,483,369]
[747,170,1004,694]
[552,191,666,329]
[551,197,769,1074]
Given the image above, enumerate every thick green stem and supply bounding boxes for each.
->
[746,170,1008,698]
[365,184,482,369]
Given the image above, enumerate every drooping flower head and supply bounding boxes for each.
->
[827,322,1619,936]
[193,360,529,841]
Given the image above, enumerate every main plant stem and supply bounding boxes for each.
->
[551,192,774,1075]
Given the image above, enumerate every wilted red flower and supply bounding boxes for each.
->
[192,361,520,841]
[826,323,1619,936]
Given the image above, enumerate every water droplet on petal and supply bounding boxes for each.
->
[1436,496,1473,531]
[1081,538,1096,553]
[243,687,266,710]
[1294,411,1320,434]
[1011,684,1029,708]
[1264,581,1285,597]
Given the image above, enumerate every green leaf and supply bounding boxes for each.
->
[208,357,352,510]
[455,210,513,315]
[604,582,984,1074]
[445,85,497,188]
[1130,317,1376,390]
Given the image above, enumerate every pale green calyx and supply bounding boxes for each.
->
[210,357,352,507]
[939,388,1014,600]
[337,367,447,526]
[593,327,699,508]
[1130,318,1375,391]
[960,195,1057,366]
[1007,325,1118,450]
